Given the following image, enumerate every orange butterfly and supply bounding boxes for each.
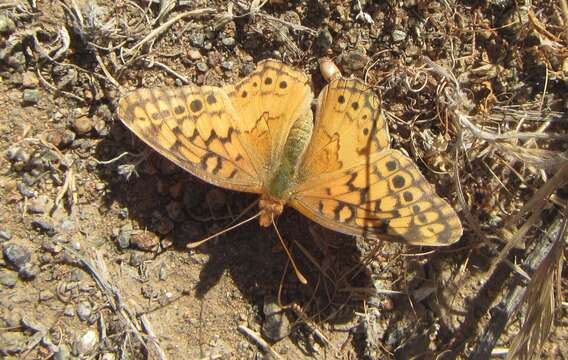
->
[118,60,462,251]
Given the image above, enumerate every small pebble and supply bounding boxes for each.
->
[7,146,30,163]
[220,61,234,70]
[22,89,40,105]
[240,62,256,76]
[392,29,407,42]
[72,116,93,135]
[17,182,35,197]
[188,49,202,60]
[73,330,97,355]
[47,129,75,149]
[141,284,159,300]
[161,238,173,249]
[316,28,333,50]
[0,269,18,287]
[262,297,290,341]
[0,15,16,34]
[31,219,56,235]
[3,243,31,270]
[29,195,53,214]
[22,72,38,88]
[0,230,12,241]
[118,208,129,219]
[70,268,85,282]
[117,225,132,249]
[57,68,77,89]
[54,345,70,360]
[221,37,236,47]
[131,231,160,251]
[339,50,370,72]
[76,302,92,321]
[129,252,143,267]
[159,264,168,280]
[190,33,205,47]
[64,304,75,317]
[22,173,35,186]
[59,218,76,232]
[6,52,25,70]
[196,62,209,72]
[18,262,39,280]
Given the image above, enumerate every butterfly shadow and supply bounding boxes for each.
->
[94,130,372,319]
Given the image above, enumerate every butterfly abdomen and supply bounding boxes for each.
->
[267,110,314,200]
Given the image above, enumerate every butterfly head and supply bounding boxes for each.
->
[258,196,286,227]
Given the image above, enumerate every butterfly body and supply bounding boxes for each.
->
[118,60,463,246]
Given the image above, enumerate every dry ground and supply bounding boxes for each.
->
[0,0,567,359]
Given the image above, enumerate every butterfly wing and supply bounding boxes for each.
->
[290,78,462,246]
[117,86,263,193]
[225,59,313,181]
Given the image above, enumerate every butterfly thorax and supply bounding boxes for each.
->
[258,196,285,227]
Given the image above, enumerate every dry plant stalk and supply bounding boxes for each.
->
[506,207,566,360]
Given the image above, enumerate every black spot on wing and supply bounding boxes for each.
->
[206,93,217,104]
[190,99,203,112]
[392,175,405,189]
[174,105,185,115]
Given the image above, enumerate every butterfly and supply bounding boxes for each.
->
[117,59,462,249]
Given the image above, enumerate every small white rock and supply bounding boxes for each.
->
[73,329,97,355]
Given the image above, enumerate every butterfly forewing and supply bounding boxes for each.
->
[296,78,389,182]
[225,59,313,182]
[117,86,263,193]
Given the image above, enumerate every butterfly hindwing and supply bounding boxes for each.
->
[291,150,462,245]
[117,86,262,193]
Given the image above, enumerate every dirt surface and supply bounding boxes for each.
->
[0,1,567,359]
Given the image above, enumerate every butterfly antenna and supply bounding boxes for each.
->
[271,215,308,285]
[186,212,261,249]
